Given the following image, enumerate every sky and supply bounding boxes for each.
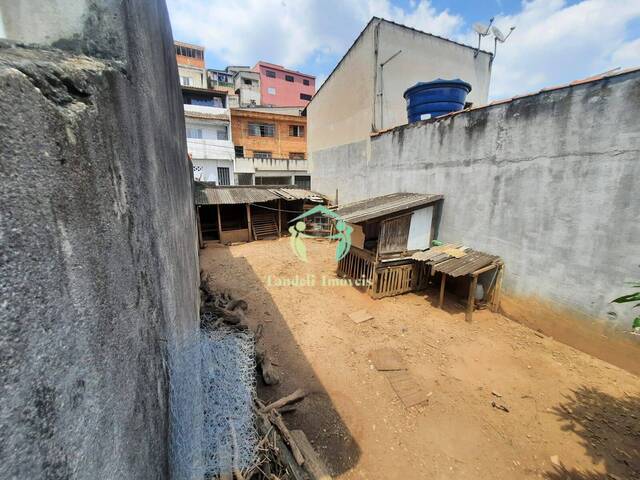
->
[167,0,640,99]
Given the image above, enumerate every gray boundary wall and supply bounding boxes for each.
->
[312,71,640,372]
[0,1,201,478]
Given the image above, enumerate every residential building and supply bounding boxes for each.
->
[228,66,261,107]
[185,89,235,185]
[174,41,206,88]
[254,61,315,107]
[306,17,493,157]
[230,108,309,187]
[207,68,239,107]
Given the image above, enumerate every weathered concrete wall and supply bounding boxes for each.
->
[0,1,201,478]
[312,71,640,373]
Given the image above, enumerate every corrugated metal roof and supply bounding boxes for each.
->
[334,193,442,223]
[412,243,501,277]
[194,183,324,205]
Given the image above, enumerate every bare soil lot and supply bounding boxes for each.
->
[200,238,640,480]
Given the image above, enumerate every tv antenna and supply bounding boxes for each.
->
[491,25,516,59]
[473,17,494,57]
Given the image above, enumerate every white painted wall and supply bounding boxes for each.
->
[192,158,234,184]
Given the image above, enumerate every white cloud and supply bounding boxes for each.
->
[167,0,640,99]
[166,0,461,70]
[476,0,640,98]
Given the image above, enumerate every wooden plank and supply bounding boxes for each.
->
[438,274,446,308]
[466,275,478,323]
[216,204,223,234]
[291,430,332,480]
[246,204,253,241]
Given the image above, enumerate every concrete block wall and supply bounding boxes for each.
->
[312,71,640,374]
[0,1,201,478]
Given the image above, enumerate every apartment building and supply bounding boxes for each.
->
[254,61,315,107]
[207,69,239,107]
[227,66,261,107]
[230,108,309,187]
[175,41,206,88]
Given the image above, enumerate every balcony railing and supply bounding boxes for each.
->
[234,156,308,173]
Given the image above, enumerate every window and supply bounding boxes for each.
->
[265,70,276,78]
[186,128,203,139]
[300,93,312,101]
[243,78,253,86]
[254,151,272,159]
[217,167,230,186]
[303,79,310,86]
[248,123,275,137]
[234,145,245,158]
[289,125,305,137]
[180,76,192,86]
[267,87,276,95]
[289,152,305,160]
[294,175,311,189]
[285,74,294,82]
[216,126,228,141]
[236,173,254,185]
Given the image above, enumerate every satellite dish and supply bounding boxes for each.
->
[473,22,490,35]
[491,25,515,58]
[492,26,506,42]
[473,17,494,57]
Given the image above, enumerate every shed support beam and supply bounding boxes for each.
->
[277,199,282,237]
[438,273,446,308]
[246,204,253,241]
[466,275,478,323]
[216,204,223,238]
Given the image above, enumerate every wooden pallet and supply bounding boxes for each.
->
[252,211,279,240]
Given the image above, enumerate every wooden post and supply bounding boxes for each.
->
[277,199,282,236]
[438,273,446,308]
[246,203,253,241]
[491,264,504,312]
[196,206,204,249]
[216,204,223,241]
[466,274,478,323]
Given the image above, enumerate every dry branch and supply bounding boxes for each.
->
[261,389,307,414]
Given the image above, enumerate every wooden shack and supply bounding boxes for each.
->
[334,192,504,321]
[335,193,444,299]
[194,183,326,246]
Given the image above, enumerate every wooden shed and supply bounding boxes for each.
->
[194,182,326,246]
[334,193,444,298]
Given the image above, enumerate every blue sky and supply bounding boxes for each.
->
[167,0,640,99]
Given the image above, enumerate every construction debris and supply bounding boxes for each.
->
[369,348,407,371]
[491,400,510,413]
[384,370,431,408]
[347,309,374,324]
[199,278,328,479]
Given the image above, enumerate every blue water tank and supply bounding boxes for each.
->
[404,79,472,123]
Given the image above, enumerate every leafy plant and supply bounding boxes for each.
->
[612,282,640,332]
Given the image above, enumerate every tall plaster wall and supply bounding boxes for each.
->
[0,1,201,478]
[312,71,640,374]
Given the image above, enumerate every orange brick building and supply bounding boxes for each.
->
[230,109,307,160]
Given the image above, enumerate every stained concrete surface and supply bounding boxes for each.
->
[0,1,199,479]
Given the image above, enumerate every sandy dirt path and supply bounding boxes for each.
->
[200,238,640,480]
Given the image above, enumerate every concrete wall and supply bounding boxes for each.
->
[312,71,640,373]
[0,1,201,478]
[307,18,492,157]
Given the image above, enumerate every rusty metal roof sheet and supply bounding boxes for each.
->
[334,193,443,224]
[194,183,324,205]
[412,243,501,277]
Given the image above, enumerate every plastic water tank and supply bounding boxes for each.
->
[404,79,472,123]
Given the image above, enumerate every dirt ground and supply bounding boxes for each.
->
[200,238,640,480]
